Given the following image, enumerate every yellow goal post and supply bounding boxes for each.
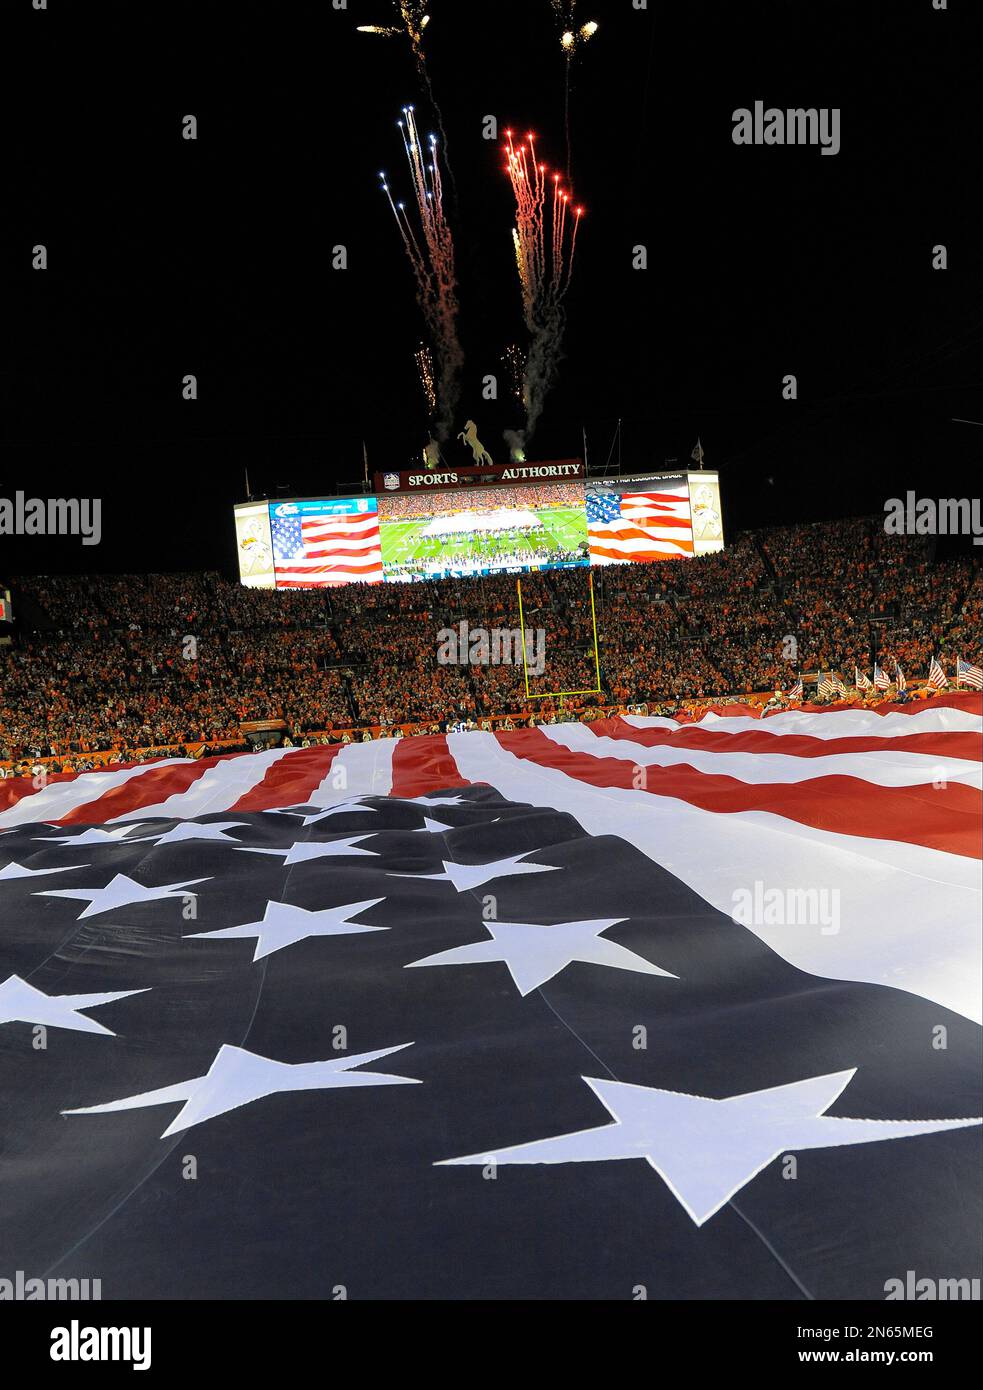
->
[516,571,602,702]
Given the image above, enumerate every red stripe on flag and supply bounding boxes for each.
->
[390,737,472,798]
[51,756,241,825]
[304,543,383,559]
[602,717,983,764]
[494,727,982,859]
[0,757,181,815]
[231,746,346,811]
[589,543,693,561]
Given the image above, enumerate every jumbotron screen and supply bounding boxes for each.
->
[234,472,723,589]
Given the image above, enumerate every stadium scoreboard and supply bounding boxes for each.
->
[234,468,724,590]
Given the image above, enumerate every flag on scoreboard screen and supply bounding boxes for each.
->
[957,656,983,690]
[271,507,383,588]
[928,655,950,691]
[1,696,980,1300]
[873,662,891,691]
[586,483,695,564]
[896,664,907,692]
[855,667,873,691]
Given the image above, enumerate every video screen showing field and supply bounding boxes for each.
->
[378,482,589,581]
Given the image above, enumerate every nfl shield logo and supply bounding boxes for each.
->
[383,472,400,491]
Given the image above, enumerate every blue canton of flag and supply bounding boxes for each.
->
[586,492,622,524]
[271,515,306,562]
[0,723,980,1300]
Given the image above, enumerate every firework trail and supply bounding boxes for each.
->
[501,343,527,407]
[380,107,463,439]
[359,5,456,194]
[502,129,583,455]
[548,1,599,176]
[414,343,437,415]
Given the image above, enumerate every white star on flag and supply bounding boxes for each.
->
[0,974,149,1036]
[0,861,90,882]
[186,898,388,961]
[237,836,379,867]
[299,801,380,827]
[390,850,562,892]
[124,822,250,846]
[38,874,210,919]
[407,917,676,996]
[436,1069,982,1225]
[33,825,150,847]
[64,1041,420,1137]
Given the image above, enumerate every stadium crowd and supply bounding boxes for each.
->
[378,482,584,521]
[2,517,980,771]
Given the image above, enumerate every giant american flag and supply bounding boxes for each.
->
[271,504,383,588]
[586,482,695,564]
[0,694,979,1299]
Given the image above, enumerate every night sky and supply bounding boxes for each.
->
[3,0,981,576]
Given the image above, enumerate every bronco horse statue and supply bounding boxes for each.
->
[457,420,494,467]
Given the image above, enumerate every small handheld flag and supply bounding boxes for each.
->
[956,656,983,690]
[928,656,950,691]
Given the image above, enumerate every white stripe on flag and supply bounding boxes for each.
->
[539,722,983,789]
[623,707,983,739]
[0,759,190,829]
[108,748,299,821]
[306,741,397,803]
[447,731,983,1023]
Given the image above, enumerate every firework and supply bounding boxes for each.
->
[357,4,430,58]
[414,343,437,415]
[550,0,599,53]
[380,106,463,439]
[502,129,583,449]
[549,3,599,174]
[501,343,527,407]
[359,5,455,199]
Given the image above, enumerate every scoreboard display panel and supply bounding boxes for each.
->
[235,471,723,590]
[378,480,588,582]
[585,472,724,563]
